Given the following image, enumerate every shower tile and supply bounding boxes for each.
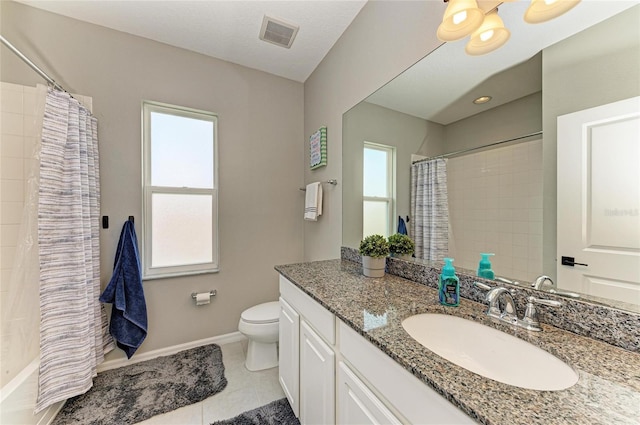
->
[0,225,19,247]
[22,92,37,116]
[1,112,23,136]
[0,134,23,158]
[1,156,23,180]
[1,246,16,269]
[23,137,37,158]
[0,180,23,202]
[0,82,24,93]
[23,115,38,137]
[0,89,22,114]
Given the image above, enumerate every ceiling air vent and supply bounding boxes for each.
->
[259,15,299,49]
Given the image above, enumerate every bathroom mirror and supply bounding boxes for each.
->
[342,2,640,312]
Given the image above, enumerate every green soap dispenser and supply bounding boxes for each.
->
[477,253,495,279]
[439,258,459,306]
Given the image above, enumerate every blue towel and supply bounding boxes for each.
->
[398,216,408,235]
[99,220,147,358]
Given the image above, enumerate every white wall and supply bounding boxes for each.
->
[542,6,640,279]
[1,1,304,362]
[342,101,429,248]
[303,1,447,261]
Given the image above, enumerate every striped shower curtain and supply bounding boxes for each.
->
[410,159,449,261]
[35,89,114,413]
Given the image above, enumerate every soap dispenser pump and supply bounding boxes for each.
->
[439,258,460,307]
[477,253,495,279]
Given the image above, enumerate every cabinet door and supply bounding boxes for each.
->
[300,320,335,425]
[337,362,402,425]
[279,297,300,417]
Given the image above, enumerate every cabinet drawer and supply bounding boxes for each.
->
[338,361,402,425]
[339,321,475,425]
[279,275,335,344]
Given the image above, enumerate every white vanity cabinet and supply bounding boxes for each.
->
[337,361,402,424]
[278,297,299,416]
[279,276,336,424]
[300,321,335,424]
[278,274,474,425]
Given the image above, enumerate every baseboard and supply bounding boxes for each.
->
[97,331,247,372]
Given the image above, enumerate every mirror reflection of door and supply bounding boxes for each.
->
[557,96,640,306]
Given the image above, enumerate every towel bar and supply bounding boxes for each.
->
[191,290,217,299]
[299,179,338,191]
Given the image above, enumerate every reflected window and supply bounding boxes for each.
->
[142,101,219,279]
[363,142,395,238]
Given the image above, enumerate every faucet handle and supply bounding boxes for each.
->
[521,296,562,331]
[474,281,492,291]
[529,296,563,308]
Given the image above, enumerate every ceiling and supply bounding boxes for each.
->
[16,0,368,83]
[365,0,639,124]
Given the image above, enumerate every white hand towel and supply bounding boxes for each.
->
[304,182,323,221]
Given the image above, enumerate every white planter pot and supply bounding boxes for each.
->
[362,256,386,278]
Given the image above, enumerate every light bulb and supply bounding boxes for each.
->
[453,10,468,25]
[524,0,581,24]
[480,29,494,42]
[465,11,510,56]
[437,0,484,42]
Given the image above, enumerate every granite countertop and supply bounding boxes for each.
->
[275,259,640,425]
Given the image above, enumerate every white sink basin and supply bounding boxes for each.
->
[402,314,578,391]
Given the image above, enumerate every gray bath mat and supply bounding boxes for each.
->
[53,344,227,425]
[212,398,300,425]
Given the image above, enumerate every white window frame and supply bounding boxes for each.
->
[142,100,219,279]
[363,142,396,238]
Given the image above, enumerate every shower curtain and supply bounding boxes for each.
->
[35,89,114,413]
[410,158,449,261]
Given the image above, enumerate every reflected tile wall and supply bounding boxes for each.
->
[447,140,543,282]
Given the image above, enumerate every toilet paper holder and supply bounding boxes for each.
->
[191,290,217,299]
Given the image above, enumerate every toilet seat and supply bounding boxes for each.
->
[240,301,279,324]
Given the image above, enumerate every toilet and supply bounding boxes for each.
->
[238,301,280,371]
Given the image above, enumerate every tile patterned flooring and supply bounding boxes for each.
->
[137,340,285,424]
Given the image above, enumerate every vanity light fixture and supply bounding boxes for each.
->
[465,10,510,56]
[524,0,582,24]
[438,0,581,55]
[473,95,492,104]
[436,0,485,42]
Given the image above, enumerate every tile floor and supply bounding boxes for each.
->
[137,340,285,424]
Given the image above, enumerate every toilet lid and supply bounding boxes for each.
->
[241,301,280,324]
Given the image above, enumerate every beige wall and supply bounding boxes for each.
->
[342,101,429,248]
[303,1,446,261]
[1,1,304,359]
[443,92,542,153]
[542,6,640,279]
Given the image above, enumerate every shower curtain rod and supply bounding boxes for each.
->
[412,131,543,164]
[1,35,67,93]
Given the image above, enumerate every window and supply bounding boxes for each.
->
[363,142,395,238]
[142,101,218,279]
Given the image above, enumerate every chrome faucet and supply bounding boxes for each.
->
[532,275,581,298]
[485,286,518,325]
[532,275,556,291]
[474,282,563,331]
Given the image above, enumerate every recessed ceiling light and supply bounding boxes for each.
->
[473,95,492,104]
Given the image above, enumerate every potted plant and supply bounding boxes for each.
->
[388,233,415,260]
[359,234,390,278]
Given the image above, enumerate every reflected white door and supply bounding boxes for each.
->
[557,96,640,305]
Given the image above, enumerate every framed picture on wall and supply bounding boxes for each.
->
[310,126,327,169]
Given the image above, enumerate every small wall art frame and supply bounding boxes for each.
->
[309,126,327,169]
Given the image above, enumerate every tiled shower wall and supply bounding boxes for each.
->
[446,140,543,283]
[0,82,41,387]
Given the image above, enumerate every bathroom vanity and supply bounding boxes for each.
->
[275,259,640,425]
